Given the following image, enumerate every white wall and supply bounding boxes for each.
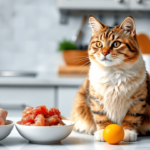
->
[0,0,149,72]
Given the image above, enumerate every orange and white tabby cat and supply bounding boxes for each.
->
[71,16,150,142]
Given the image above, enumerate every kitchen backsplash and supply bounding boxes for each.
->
[0,0,150,72]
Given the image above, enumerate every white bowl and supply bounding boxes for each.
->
[15,120,74,144]
[0,120,14,141]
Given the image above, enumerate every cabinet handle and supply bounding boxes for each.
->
[137,0,142,3]
[116,0,124,3]
[0,103,27,109]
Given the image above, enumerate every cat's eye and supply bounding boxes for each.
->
[112,41,121,48]
[96,41,103,48]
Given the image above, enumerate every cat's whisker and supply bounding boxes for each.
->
[76,58,88,62]
[76,57,89,61]
[75,56,89,58]
[113,59,129,70]
[74,56,89,60]
[113,59,126,70]
[81,63,90,74]
[81,61,90,66]
[79,61,90,69]
[120,62,130,70]
[75,57,89,62]
[75,58,89,65]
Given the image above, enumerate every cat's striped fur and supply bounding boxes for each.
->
[71,16,150,142]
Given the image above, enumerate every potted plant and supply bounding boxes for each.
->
[58,40,89,66]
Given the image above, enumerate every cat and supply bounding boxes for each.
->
[70,16,150,142]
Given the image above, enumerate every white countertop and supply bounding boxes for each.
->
[1,117,150,150]
[0,71,86,86]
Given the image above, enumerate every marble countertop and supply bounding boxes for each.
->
[1,117,150,150]
[0,71,86,86]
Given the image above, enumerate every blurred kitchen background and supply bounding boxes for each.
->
[0,0,150,118]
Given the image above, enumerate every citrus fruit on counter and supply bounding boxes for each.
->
[103,124,124,144]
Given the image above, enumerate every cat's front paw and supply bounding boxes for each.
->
[94,129,105,142]
[123,129,137,142]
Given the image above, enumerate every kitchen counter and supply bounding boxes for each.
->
[0,71,86,86]
[0,71,85,117]
[1,118,150,150]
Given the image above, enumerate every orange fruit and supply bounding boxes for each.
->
[103,124,124,144]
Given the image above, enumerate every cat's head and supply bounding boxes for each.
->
[88,16,141,69]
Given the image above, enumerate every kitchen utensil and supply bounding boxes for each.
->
[114,14,119,26]
[0,120,14,141]
[72,16,87,45]
[15,120,74,144]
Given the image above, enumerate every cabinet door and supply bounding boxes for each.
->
[58,87,79,117]
[58,0,129,10]
[0,87,55,117]
[130,0,150,10]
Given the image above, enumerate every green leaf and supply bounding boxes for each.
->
[57,40,77,51]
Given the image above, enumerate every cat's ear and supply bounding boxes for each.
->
[89,16,106,33]
[119,16,136,37]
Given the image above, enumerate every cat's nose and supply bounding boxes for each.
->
[102,51,109,56]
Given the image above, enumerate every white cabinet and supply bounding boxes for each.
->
[130,0,150,10]
[58,0,129,10]
[58,87,79,118]
[0,87,55,117]
[0,86,79,118]
[58,0,150,11]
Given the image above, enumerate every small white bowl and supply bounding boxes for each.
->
[15,120,74,144]
[0,120,14,141]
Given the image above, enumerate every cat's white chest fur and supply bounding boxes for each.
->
[89,62,145,125]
